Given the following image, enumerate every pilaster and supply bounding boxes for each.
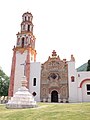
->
[8,48,16,96]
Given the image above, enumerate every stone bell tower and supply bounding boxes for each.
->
[8,12,37,96]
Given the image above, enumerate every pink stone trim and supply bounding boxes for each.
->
[8,50,16,96]
[26,50,30,89]
[79,79,90,88]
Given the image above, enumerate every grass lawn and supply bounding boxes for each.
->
[0,102,90,120]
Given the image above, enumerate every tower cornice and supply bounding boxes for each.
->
[22,12,33,18]
[16,32,36,39]
[13,46,37,54]
[21,21,34,25]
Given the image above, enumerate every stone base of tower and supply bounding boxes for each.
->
[6,77,37,109]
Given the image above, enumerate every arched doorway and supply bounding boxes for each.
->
[51,90,58,102]
[22,38,24,47]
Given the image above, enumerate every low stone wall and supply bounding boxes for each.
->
[0,96,11,104]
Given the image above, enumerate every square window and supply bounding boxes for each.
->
[87,92,90,95]
[78,74,80,77]
[87,84,90,90]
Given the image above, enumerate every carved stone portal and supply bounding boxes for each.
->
[40,51,69,102]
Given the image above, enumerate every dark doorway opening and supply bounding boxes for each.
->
[51,90,58,102]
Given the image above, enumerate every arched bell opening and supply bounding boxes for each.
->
[21,38,24,48]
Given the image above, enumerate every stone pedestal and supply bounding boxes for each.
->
[6,76,37,109]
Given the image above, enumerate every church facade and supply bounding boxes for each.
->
[40,50,69,102]
[8,12,90,103]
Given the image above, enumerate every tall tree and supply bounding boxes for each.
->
[0,69,9,96]
[87,60,90,71]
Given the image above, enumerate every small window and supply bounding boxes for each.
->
[33,78,36,86]
[28,16,30,21]
[87,92,90,95]
[25,16,26,21]
[71,76,75,82]
[32,92,36,96]
[78,74,80,77]
[86,84,90,95]
[87,84,90,90]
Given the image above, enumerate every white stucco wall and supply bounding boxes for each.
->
[13,49,90,103]
[68,61,78,102]
[77,71,90,102]
[29,62,41,102]
[13,51,28,94]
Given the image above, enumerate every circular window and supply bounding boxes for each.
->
[50,73,57,79]
[32,92,36,96]
[48,73,60,80]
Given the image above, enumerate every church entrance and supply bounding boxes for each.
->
[51,90,58,102]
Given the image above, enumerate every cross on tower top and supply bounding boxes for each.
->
[52,50,57,57]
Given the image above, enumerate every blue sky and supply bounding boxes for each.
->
[0,0,90,76]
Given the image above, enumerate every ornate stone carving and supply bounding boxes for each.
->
[40,51,69,102]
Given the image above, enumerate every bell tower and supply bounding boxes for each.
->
[8,12,37,96]
[16,12,36,54]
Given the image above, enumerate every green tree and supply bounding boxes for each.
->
[0,69,9,96]
[87,60,90,71]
